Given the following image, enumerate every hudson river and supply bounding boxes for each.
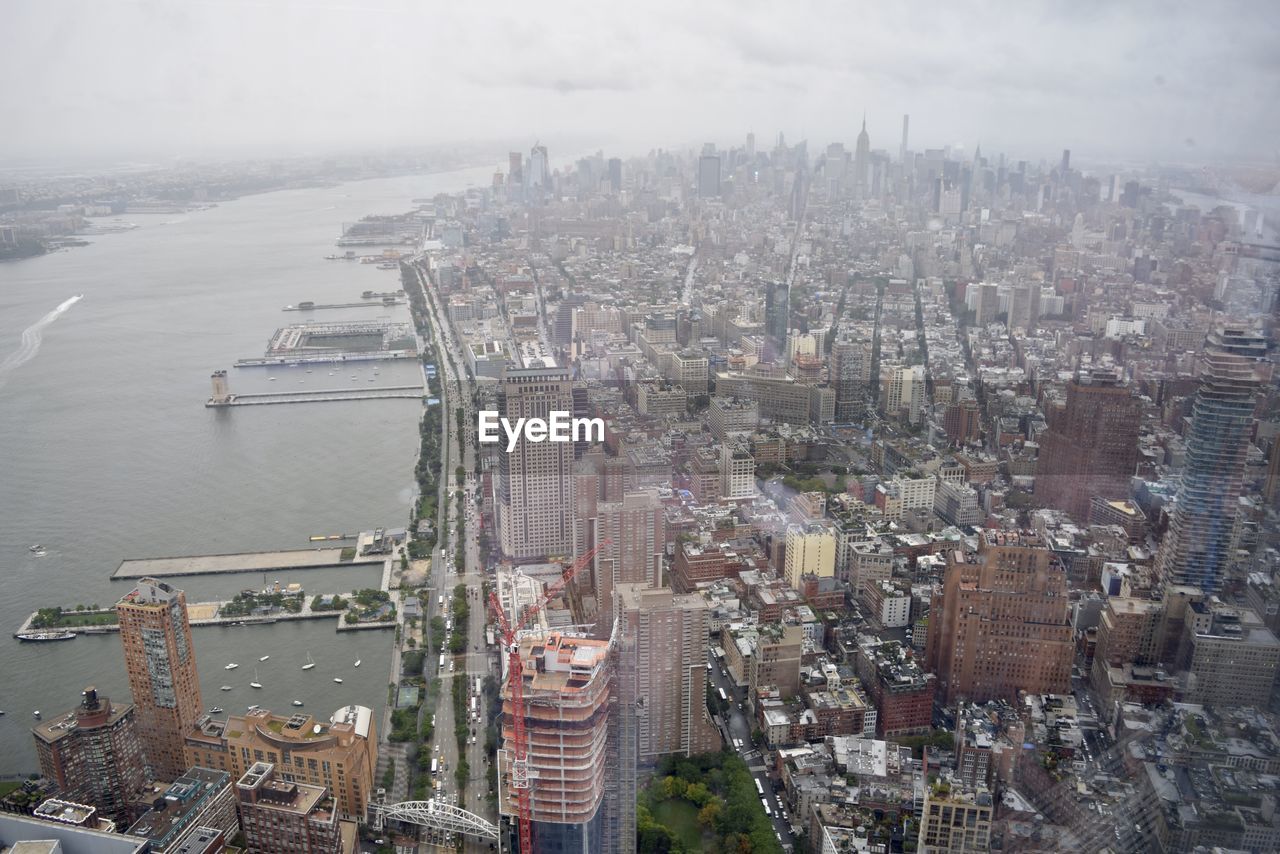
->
[0,163,495,771]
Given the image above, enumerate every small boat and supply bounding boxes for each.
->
[302,652,316,670]
[250,668,263,689]
[259,655,270,662]
[225,663,239,670]
[292,699,304,707]
[353,659,362,667]
[306,369,313,374]
[208,706,224,714]
[333,677,343,684]
[29,544,44,552]
[268,377,277,382]
[33,710,41,718]
[247,704,260,713]
[220,685,233,691]
[0,710,6,715]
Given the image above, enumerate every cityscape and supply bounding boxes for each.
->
[3,4,1280,854]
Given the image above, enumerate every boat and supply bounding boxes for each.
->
[353,659,362,667]
[249,668,262,689]
[33,710,40,718]
[268,377,277,382]
[207,706,224,714]
[16,631,75,642]
[28,544,44,552]
[292,699,304,707]
[259,655,270,662]
[333,677,343,684]
[247,704,260,713]
[224,663,239,670]
[220,685,233,691]
[302,652,315,670]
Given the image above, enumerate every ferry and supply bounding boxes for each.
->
[207,706,224,715]
[16,631,75,642]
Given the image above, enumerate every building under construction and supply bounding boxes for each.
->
[498,632,612,854]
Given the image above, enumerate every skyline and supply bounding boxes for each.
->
[2,0,1279,164]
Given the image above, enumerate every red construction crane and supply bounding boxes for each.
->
[487,539,610,854]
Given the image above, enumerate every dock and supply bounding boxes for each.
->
[207,385,424,407]
[112,547,384,580]
[283,301,405,311]
[234,351,416,367]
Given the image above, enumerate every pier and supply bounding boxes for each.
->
[207,385,424,407]
[234,351,416,367]
[112,545,385,580]
[283,300,405,311]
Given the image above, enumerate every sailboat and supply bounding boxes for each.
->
[250,668,263,689]
[302,652,316,671]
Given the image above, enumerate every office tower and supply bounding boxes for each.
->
[854,115,870,197]
[1185,607,1280,708]
[498,633,611,853]
[925,531,1073,704]
[900,114,909,163]
[1035,370,1142,523]
[883,364,924,424]
[707,396,759,439]
[719,440,756,500]
[764,281,789,349]
[592,490,665,630]
[943,397,982,445]
[184,705,376,820]
[235,762,339,854]
[508,151,524,186]
[1157,328,1268,594]
[918,784,993,853]
[116,578,203,781]
[528,143,549,188]
[697,153,720,198]
[746,132,755,158]
[614,584,720,761]
[783,522,836,589]
[125,767,239,854]
[496,364,575,560]
[607,157,622,194]
[32,687,147,824]
[972,281,999,326]
[831,336,872,422]
[1060,148,1070,174]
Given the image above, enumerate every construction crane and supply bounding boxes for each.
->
[487,539,610,854]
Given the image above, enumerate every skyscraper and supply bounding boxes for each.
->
[496,364,575,560]
[116,578,203,781]
[592,490,665,630]
[900,114,909,163]
[32,687,147,824]
[528,143,549,189]
[925,531,1074,704]
[508,151,524,186]
[697,153,720,198]
[831,335,872,422]
[1157,328,1268,593]
[1035,370,1142,523]
[854,115,870,198]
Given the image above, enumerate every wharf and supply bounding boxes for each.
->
[207,385,424,407]
[283,301,405,311]
[112,546,384,579]
[235,351,416,367]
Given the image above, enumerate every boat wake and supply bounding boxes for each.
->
[0,295,83,390]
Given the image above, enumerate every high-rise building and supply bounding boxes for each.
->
[854,116,870,197]
[614,583,720,762]
[925,531,1074,704]
[32,687,147,824]
[1157,328,1268,594]
[883,364,925,424]
[496,364,575,560]
[235,762,339,854]
[528,143,549,189]
[499,633,612,854]
[830,336,872,422]
[508,151,524,186]
[783,522,837,589]
[900,114,909,164]
[607,157,622,194]
[719,440,756,500]
[764,281,790,350]
[592,489,665,630]
[183,705,376,820]
[697,153,720,198]
[1035,370,1142,523]
[116,578,203,781]
[124,767,239,854]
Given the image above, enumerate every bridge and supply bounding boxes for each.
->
[369,798,499,841]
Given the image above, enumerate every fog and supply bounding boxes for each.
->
[3,0,1278,163]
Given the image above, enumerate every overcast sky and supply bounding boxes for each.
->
[4,0,1278,166]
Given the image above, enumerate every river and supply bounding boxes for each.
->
[0,162,498,772]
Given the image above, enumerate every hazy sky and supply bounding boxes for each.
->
[4,0,1278,165]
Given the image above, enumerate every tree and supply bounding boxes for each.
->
[697,799,723,828]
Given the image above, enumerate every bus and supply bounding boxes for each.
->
[470,696,477,715]
[438,594,444,607]
[761,800,772,817]
[718,687,727,702]
[755,778,764,796]
[475,676,482,694]
[438,654,445,670]
[431,758,438,775]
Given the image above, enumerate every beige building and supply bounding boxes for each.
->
[1186,607,1280,708]
[918,784,993,852]
[183,705,376,821]
[784,523,837,589]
